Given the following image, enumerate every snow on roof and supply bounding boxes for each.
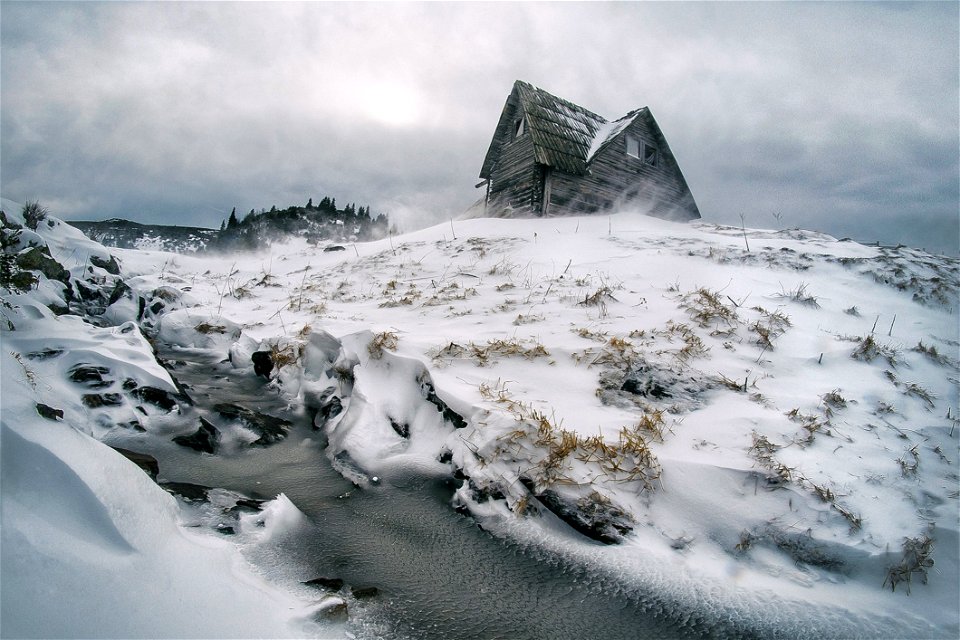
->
[585,111,641,162]
[482,81,650,177]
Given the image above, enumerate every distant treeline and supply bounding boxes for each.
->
[211,196,390,251]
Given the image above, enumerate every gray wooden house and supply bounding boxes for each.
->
[478,80,700,220]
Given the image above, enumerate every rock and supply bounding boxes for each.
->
[419,376,467,428]
[159,481,211,502]
[314,394,342,428]
[107,280,132,305]
[110,446,160,480]
[302,577,344,591]
[467,477,506,502]
[251,351,273,379]
[131,386,181,412]
[74,280,105,303]
[89,253,121,275]
[532,487,633,545]
[332,450,372,487]
[35,403,64,421]
[172,417,219,453]
[323,245,346,252]
[26,348,64,360]
[389,417,409,438]
[215,524,236,535]
[15,246,70,284]
[68,364,112,388]
[82,393,124,408]
[350,586,379,599]
[309,596,348,623]
[213,403,291,446]
[228,498,265,514]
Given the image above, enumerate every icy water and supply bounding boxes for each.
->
[143,347,701,640]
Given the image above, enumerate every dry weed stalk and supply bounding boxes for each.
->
[681,287,739,330]
[884,534,935,594]
[368,331,399,359]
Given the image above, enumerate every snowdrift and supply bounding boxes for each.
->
[2,199,958,637]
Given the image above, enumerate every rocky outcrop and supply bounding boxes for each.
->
[212,403,291,446]
[172,417,220,453]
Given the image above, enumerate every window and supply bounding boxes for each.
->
[643,142,658,167]
[626,135,658,167]
[514,117,525,138]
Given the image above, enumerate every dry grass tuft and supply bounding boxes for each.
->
[884,534,935,594]
[851,334,901,367]
[681,288,739,330]
[776,282,820,308]
[368,331,399,359]
[435,338,550,367]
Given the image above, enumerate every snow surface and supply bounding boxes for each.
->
[0,343,320,637]
[2,203,958,637]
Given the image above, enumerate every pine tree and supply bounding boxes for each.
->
[306,197,313,209]
[227,208,239,229]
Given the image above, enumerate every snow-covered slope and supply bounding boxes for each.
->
[2,200,958,637]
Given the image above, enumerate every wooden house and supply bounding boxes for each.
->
[478,80,700,221]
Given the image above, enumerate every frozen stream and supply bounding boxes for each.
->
[138,346,704,640]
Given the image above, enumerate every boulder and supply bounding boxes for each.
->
[35,403,63,421]
[521,479,633,545]
[82,393,124,408]
[89,253,121,275]
[159,481,211,502]
[68,364,112,388]
[172,417,219,453]
[110,446,160,480]
[251,351,273,378]
[350,586,379,599]
[213,403,291,446]
[302,577,344,591]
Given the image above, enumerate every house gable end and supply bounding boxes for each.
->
[480,84,528,180]
[589,108,700,220]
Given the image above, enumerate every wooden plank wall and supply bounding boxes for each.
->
[487,133,541,215]
[546,116,699,220]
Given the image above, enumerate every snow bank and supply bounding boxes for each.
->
[168,210,956,636]
[0,373,308,638]
[4,202,958,637]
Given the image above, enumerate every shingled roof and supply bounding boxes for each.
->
[480,80,644,178]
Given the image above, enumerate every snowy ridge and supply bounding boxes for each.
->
[2,201,958,637]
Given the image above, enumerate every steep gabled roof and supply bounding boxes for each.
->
[481,80,609,179]
[516,81,607,175]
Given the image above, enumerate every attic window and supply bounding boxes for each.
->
[514,116,525,138]
[643,143,659,167]
[626,135,658,167]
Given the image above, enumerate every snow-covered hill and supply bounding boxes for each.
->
[2,200,958,638]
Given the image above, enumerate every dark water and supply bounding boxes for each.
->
[140,347,699,640]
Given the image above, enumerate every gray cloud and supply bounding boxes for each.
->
[1,2,957,253]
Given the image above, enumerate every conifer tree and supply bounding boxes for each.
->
[227,208,239,229]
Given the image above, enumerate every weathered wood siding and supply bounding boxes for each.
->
[487,128,541,216]
[546,115,699,221]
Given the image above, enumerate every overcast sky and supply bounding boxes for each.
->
[2,2,957,254]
